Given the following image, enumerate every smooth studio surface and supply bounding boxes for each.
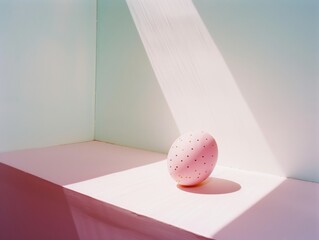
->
[65,159,319,239]
[1,141,317,239]
[0,141,165,186]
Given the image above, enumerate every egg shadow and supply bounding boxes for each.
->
[177,177,241,194]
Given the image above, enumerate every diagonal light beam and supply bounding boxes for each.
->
[126,0,283,175]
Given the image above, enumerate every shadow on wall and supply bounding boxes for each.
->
[193,0,319,182]
[97,0,318,188]
[125,0,284,179]
[94,0,181,154]
[122,0,318,182]
[213,179,319,240]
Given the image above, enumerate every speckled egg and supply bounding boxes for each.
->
[167,131,218,186]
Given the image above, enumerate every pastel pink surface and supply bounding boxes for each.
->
[0,141,164,185]
[167,131,218,186]
[0,141,318,240]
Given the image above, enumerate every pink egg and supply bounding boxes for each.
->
[167,131,218,186]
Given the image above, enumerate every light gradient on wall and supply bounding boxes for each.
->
[193,0,318,182]
[96,0,317,182]
[126,0,284,176]
[94,0,180,153]
[0,0,96,152]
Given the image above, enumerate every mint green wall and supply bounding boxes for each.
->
[94,0,180,153]
[0,0,317,182]
[95,0,318,182]
[193,0,318,182]
[0,0,96,152]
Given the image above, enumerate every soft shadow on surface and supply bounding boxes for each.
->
[193,0,319,183]
[178,177,241,194]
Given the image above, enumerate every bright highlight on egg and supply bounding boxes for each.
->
[167,131,218,186]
